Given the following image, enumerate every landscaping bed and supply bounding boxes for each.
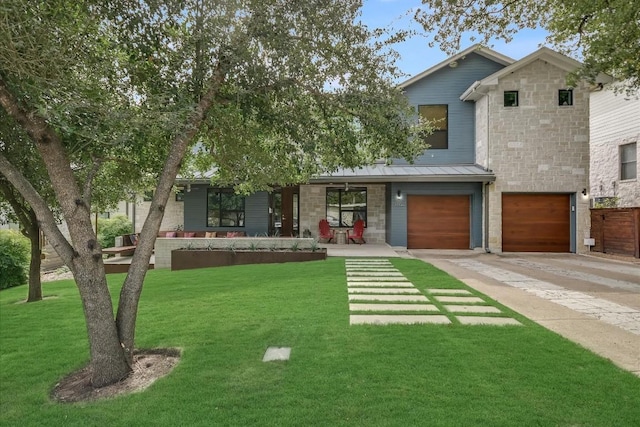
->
[171,248,326,270]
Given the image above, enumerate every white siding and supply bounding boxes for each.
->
[589,86,640,207]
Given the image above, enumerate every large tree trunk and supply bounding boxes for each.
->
[0,80,132,387]
[1,60,227,385]
[73,253,132,387]
[25,214,42,303]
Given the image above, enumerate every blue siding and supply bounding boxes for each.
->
[386,182,484,248]
[399,53,506,165]
[183,184,207,229]
[183,184,269,235]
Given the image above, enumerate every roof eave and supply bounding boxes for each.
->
[310,174,496,184]
[398,45,515,89]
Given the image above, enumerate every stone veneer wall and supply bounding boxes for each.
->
[589,86,640,207]
[134,194,184,233]
[479,59,591,253]
[299,184,386,244]
[475,95,489,168]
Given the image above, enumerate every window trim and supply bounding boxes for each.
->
[620,142,637,181]
[325,187,367,228]
[504,91,519,107]
[206,189,246,228]
[559,89,573,106]
[417,104,448,149]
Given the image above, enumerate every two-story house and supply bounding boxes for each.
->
[301,45,511,248]
[136,45,599,254]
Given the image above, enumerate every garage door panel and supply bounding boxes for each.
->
[407,195,470,249]
[502,194,570,252]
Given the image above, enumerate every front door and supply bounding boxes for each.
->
[271,186,299,236]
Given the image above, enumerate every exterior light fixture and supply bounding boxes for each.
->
[396,190,402,199]
[581,188,587,196]
[186,183,192,193]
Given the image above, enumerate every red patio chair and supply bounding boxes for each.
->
[347,219,366,244]
[318,219,335,243]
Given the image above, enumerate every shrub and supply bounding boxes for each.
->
[0,230,29,290]
[97,215,133,249]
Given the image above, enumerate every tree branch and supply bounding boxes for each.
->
[82,157,104,205]
[0,153,74,265]
[116,56,230,361]
[0,76,91,248]
[0,179,32,232]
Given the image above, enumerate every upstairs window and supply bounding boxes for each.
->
[621,143,637,180]
[559,89,573,106]
[504,91,519,107]
[418,105,448,149]
[207,189,245,227]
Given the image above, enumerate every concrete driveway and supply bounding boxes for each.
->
[409,251,640,377]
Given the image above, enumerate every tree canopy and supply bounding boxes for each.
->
[414,0,640,89]
[0,0,427,388]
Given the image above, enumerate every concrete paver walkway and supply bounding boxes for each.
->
[332,246,639,376]
[345,258,520,327]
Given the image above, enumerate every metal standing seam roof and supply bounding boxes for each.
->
[177,164,496,184]
[311,164,495,183]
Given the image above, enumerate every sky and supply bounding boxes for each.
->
[359,0,550,80]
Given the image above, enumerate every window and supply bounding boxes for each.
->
[418,105,448,149]
[504,91,519,107]
[559,89,573,106]
[326,188,367,227]
[175,189,185,202]
[207,189,245,227]
[621,143,637,180]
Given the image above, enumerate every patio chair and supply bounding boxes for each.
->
[318,219,335,243]
[347,219,366,244]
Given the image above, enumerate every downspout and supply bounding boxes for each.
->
[484,182,491,253]
[484,95,492,253]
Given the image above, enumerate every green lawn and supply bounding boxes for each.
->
[1,258,639,426]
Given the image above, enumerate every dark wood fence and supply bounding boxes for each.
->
[590,208,640,258]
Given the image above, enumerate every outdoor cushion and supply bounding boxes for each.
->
[184,232,196,237]
[205,232,216,238]
[129,234,139,245]
[165,231,177,238]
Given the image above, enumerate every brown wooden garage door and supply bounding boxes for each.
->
[407,195,470,249]
[502,194,570,252]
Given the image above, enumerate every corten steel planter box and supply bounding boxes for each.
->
[171,249,327,271]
